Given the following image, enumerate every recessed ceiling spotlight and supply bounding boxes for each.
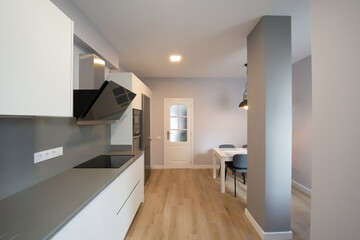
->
[170,55,181,62]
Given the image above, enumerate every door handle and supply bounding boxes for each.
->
[167,131,171,140]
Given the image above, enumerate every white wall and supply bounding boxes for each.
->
[292,55,312,191]
[143,77,247,166]
[310,0,360,239]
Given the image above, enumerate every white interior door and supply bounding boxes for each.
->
[164,98,193,168]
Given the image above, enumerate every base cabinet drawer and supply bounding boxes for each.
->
[51,154,144,240]
[111,153,144,212]
[116,179,143,239]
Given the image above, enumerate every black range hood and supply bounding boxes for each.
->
[73,80,136,121]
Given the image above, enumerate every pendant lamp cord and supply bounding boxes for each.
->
[243,83,247,101]
[243,63,248,101]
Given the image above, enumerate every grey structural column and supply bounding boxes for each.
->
[245,16,292,239]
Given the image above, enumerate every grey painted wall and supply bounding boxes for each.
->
[247,16,292,233]
[310,0,360,239]
[0,117,110,200]
[142,77,248,166]
[292,55,312,190]
[51,0,126,71]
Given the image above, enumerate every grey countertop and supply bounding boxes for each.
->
[0,150,143,240]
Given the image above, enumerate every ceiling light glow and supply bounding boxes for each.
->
[170,55,181,62]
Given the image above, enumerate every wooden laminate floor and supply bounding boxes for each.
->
[125,169,310,240]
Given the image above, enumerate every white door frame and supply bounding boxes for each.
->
[164,98,194,169]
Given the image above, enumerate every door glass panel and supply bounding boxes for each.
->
[170,130,178,142]
[179,130,187,142]
[170,117,178,129]
[170,105,178,116]
[179,104,187,116]
[169,104,188,142]
[179,117,187,129]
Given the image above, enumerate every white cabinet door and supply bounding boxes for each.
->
[51,154,144,240]
[115,179,143,239]
[107,72,134,145]
[51,184,116,240]
[0,0,73,117]
[113,154,144,239]
[164,99,193,168]
[132,74,152,110]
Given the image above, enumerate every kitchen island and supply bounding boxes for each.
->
[0,150,143,240]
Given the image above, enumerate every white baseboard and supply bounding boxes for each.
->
[263,231,293,240]
[191,164,215,169]
[292,180,311,196]
[151,165,217,169]
[245,208,293,240]
[245,208,264,239]
[150,165,164,169]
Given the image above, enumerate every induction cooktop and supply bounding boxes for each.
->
[74,155,134,169]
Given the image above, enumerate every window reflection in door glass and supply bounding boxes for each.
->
[179,130,187,142]
[170,130,178,142]
[170,105,178,116]
[169,104,188,142]
[179,104,187,116]
[179,117,187,129]
[170,117,178,129]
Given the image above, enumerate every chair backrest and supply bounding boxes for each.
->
[233,154,247,169]
[242,144,247,148]
[219,144,235,148]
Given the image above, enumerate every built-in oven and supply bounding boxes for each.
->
[133,109,142,150]
[133,109,141,136]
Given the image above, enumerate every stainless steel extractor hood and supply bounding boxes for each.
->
[79,54,105,89]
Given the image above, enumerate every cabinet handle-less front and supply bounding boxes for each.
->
[116,180,140,215]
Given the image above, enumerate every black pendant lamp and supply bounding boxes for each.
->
[239,63,248,110]
[239,99,248,109]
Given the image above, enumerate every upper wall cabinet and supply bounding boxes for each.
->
[107,72,152,110]
[0,0,74,117]
[107,72,152,145]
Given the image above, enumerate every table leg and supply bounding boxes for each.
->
[221,159,225,193]
[213,152,217,179]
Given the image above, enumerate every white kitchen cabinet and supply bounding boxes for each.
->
[0,0,73,117]
[107,72,152,145]
[51,154,144,240]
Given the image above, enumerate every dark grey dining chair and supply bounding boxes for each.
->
[225,154,247,198]
[218,144,236,176]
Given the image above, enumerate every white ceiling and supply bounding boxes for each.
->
[70,0,311,78]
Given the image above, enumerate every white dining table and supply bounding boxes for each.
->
[213,147,247,193]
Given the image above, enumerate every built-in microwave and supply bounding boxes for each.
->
[133,109,141,136]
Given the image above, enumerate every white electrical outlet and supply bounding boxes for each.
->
[34,147,63,164]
